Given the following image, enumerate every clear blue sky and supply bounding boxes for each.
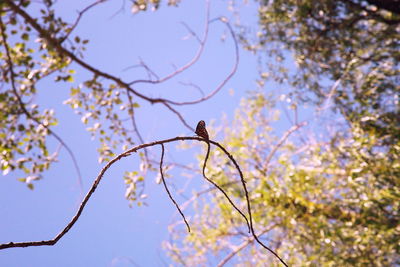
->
[0,1,270,266]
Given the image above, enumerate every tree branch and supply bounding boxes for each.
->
[159,143,190,232]
[128,0,210,86]
[4,0,238,132]
[0,136,288,266]
[201,141,251,232]
[61,0,108,43]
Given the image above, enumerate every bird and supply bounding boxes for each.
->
[195,120,209,140]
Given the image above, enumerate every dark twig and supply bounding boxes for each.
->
[162,102,194,132]
[159,144,191,232]
[212,141,288,267]
[0,137,188,250]
[180,21,202,44]
[201,141,251,232]
[126,90,149,170]
[178,81,205,97]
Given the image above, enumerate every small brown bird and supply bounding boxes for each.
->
[195,120,209,140]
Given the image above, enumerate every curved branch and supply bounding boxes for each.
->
[159,143,190,232]
[211,141,288,267]
[201,142,251,232]
[0,137,188,250]
[0,136,287,266]
[62,0,108,43]
[170,17,239,106]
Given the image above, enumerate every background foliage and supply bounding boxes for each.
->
[1,0,399,266]
[165,0,400,265]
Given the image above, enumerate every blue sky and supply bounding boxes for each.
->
[0,1,270,266]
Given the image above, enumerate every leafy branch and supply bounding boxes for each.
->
[4,0,239,131]
[0,13,83,193]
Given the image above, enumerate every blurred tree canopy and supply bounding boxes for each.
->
[165,93,399,266]
[163,0,400,266]
[251,0,400,146]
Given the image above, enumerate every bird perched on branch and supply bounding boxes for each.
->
[195,120,209,140]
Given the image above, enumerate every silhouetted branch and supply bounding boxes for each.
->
[0,136,287,266]
[201,142,251,232]
[0,137,193,250]
[211,141,288,266]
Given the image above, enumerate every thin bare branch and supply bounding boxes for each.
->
[202,142,251,232]
[126,89,149,171]
[127,0,210,86]
[165,17,240,106]
[178,81,205,97]
[162,102,194,132]
[62,0,108,43]
[180,21,202,44]
[212,141,288,267]
[159,143,191,232]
